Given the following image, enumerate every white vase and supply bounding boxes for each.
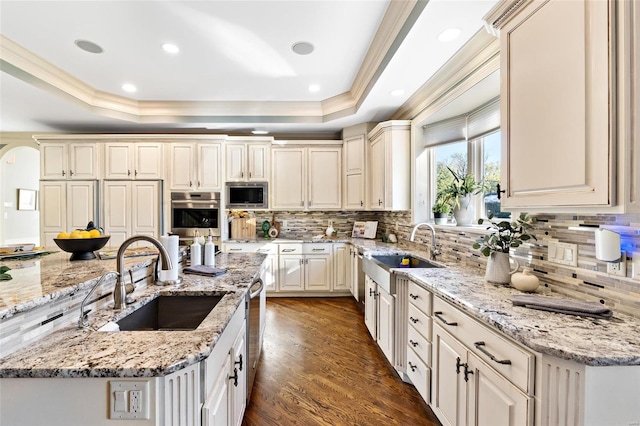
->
[511,268,540,292]
[453,195,474,226]
[485,252,519,284]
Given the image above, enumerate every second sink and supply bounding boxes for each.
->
[370,254,440,269]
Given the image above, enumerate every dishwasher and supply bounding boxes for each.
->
[246,273,265,401]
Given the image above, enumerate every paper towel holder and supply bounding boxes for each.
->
[155,255,183,286]
[595,228,621,262]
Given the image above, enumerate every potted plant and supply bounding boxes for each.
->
[431,193,451,225]
[441,167,487,226]
[472,213,537,284]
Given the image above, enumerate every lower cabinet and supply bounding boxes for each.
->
[364,275,395,365]
[333,243,351,292]
[278,244,333,293]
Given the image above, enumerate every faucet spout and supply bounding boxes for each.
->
[114,235,172,310]
[409,222,440,261]
[78,271,118,329]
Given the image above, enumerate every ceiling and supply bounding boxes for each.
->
[0,0,498,139]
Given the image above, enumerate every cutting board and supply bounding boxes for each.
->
[231,218,257,239]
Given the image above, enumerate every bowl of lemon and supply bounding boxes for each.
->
[54,224,110,261]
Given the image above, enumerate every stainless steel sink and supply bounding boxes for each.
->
[115,295,223,331]
[369,254,440,270]
[363,254,442,295]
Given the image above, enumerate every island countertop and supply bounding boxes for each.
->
[0,251,265,378]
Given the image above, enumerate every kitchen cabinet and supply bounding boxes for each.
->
[343,135,366,209]
[367,120,410,210]
[278,244,332,292]
[39,180,98,247]
[104,142,163,180]
[364,275,395,365]
[225,142,270,182]
[224,242,278,292]
[406,280,433,403]
[40,142,99,180]
[348,245,364,302]
[271,146,342,210]
[333,244,350,292]
[170,142,222,191]
[102,181,161,246]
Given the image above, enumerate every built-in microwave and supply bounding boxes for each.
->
[226,182,268,209]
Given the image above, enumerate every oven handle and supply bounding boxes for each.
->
[249,277,264,299]
[171,200,220,206]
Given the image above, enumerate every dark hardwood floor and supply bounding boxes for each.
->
[243,297,441,426]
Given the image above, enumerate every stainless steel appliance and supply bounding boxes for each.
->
[226,182,268,209]
[246,273,265,401]
[170,192,221,241]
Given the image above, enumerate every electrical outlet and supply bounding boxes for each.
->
[281,220,287,228]
[631,252,640,281]
[110,381,150,419]
[606,253,627,277]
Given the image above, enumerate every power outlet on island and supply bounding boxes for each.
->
[631,252,640,281]
[109,380,150,420]
[606,253,627,277]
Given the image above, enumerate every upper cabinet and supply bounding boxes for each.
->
[367,121,411,211]
[40,142,98,180]
[343,135,366,210]
[104,142,163,180]
[169,142,223,191]
[486,0,639,212]
[225,142,270,182]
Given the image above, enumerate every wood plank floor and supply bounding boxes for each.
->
[243,297,441,426]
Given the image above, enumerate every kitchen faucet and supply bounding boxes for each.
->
[114,235,172,310]
[78,271,119,329]
[409,222,441,261]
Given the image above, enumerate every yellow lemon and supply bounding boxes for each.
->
[70,230,83,239]
[88,229,101,238]
[80,230,91,239]
[57,232,71,239]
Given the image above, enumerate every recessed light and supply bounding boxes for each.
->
[390,89,405,97]
[252,130,269,135]
[122,83,137,93]
[292,41,314,55]
[74,39,103,54]
[308,84,320,93]
[162,43,180,54]
[438,28,462,42]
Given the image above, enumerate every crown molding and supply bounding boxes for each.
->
[483,0,533,32]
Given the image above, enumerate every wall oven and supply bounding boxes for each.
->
[170,192,220,241]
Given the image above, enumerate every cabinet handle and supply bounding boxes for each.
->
[299,259,303,265]
[408,362,417,372]
[434,311,458,326]
[135,170,138,176]
[249,171,252,178]
[360,201,363,207]
[282,248,296,253]
[241,171,244,178]
[474,341,512,365]
[197,181,201,187]
[62,170,66,176]
[409,340,419,348]
[312,248,325,252]
[69,170,74,176]
[409,316,419,324]
[234,354,243,371]
[464,364,474,382]
[189,181,193,187]
[409,293,419,300]
[127,170,131,176]
[305,259,309,264]
[378,199,382,206]
[496,183,506,200]
[228,368,238,387]
[229,248,242,251]
[301,201,304,207]
[456,356,464,374]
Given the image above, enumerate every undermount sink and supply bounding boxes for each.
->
[114,295,224,331]
[369,254,440,270]
[363,254,442,295]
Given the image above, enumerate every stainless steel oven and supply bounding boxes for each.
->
[170,192,221,241]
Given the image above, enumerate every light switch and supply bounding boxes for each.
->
[548,242,578,267]
[114,390,127,412]
[565,248,573,262]
[557,249,565,260]
[549,243,557,259]
[110,380,150,420]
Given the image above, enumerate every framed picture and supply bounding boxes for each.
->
[17,189,37,211]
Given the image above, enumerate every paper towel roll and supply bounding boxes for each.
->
[159,235,180,282]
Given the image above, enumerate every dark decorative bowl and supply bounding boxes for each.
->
[53,236,111,261]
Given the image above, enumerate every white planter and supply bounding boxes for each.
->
[453,195,474,226]
[485,252,519,284]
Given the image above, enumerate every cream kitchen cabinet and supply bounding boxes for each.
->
[104,142,163,180]
[367,120,410,211]
[278,244,332,292]
[333,243,351,292]
[406,280,433,403]
[224,242,278,292]
[225,142,270,182]
[170,142,222,191]
[348,245,364,302]
[343,135,366,210]
[102,181,161,246]
[364,275,395,365]
[271,146,342,210]
[39,180,98,247]
[40,142,99,180]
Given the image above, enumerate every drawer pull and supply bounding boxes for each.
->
[408,362,417,372]
[282,248,296,252]
[229,248,242,251]
[409,340,419,348]
[409,316,419,324]
[434,311,458,326]
[474,341,512,365]
[409,293,419,300]
[312,248,325,252]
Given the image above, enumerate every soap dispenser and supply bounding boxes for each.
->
[326,220,335,237]
[204,229,215,267]
[190,231,202,266]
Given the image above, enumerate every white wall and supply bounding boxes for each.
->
[0,146,40,245]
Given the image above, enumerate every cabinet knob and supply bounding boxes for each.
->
[408,362,417,372]
[409,340,418,348]
[409,293,419,300]
[409,316,419,324]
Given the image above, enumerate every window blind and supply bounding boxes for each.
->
[422,115,467,147]
[467,97,500,140]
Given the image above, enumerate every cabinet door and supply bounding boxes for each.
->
[304,255,331,291]
[247,144,269,181]
[262,253,277,292]
[67,181,96,231]
[308,148,341,210]
[103,181,131,247]
[432,325,467,426]
[364,276,377,339]
[500,0,610,207]
[134,143,163,180]
[344,135,365,174]
[132,181,159,238]
[345,173,364,210]
[225,144,246,181]
[202,355,231,426]
[40,143,67,179]
[369,136,385,210]
[467,352,531,426]
[271,148,305,209]
[333,245,350,291]
[230,327,247,426]
[40,181,66,246]
[198,143,222,190]
[104,143,133,179]
[279,256,304,291]
[68,143,98,179]
[377,285,395,365]
[170,144,195,190]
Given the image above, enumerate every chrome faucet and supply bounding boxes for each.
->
[409,222,441,261]
[78,271,119,329]
[114,235,172,310]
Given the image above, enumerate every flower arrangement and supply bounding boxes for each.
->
[441,167,488,209]
[472,213,537,256]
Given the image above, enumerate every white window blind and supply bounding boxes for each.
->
[467,97,500,140]
[422,115,466,147]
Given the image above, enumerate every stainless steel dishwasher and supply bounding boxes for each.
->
[246,274,264,401]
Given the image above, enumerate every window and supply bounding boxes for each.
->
[481,131,508,218]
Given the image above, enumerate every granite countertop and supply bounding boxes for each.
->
[0,252,265,378]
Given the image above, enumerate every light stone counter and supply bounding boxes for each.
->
[0,252,265,378]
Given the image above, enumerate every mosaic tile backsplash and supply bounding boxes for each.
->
[250,210,640,318]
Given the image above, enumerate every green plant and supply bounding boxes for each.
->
[432,192,452,214]
[441,167,488,209]
[472,213,537,256]
[0,266,12,281]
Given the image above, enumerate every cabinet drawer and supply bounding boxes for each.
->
[408,281,431,315]
[407,324,431,366]
[225,243,275,254]
[433,297,534,394]
[407,347,430,404]
[408,303,432,341]
[302,243,332,255]
[278,244,303,254]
